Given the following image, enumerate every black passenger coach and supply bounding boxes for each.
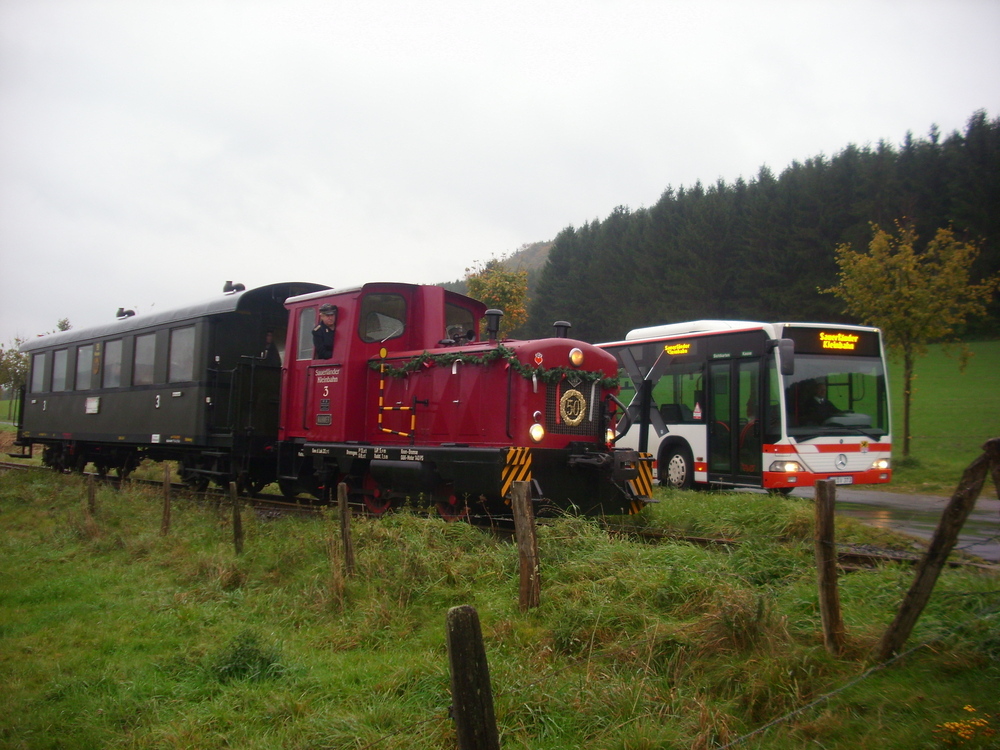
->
[16,282,327,489]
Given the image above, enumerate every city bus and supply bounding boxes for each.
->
[598,320,892,493]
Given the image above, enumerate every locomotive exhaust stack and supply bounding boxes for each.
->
[484,309,503,342]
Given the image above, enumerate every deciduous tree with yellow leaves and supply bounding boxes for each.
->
[824,223,1000,456]
[465,256,529,339]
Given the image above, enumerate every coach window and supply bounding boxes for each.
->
[168,326,195,382]
[133,333,156,385]
[76,344,94,390]
[359,293,406,343]
[52,349,69,392]
[30,353,46,393]
[103,339,123,388]
[296,308,316,361]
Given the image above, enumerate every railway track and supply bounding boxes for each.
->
[3,458,991,570]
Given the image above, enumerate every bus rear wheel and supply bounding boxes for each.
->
[661,446,694,490]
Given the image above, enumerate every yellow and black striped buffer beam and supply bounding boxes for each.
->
[501,447,532,498]
[627,452,655,509]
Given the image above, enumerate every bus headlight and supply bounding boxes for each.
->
[529,423,546,442]
[871,458,890,470]
[769,460,803,473]
[568,347,584,366]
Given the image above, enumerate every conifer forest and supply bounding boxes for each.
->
[526,110,1000,342]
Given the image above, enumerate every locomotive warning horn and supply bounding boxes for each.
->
[223,280,245,294]
[116,307,135,319]
[485,309,503,342]
[553,320,571,338]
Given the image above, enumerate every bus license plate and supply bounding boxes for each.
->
[834,476,853,485]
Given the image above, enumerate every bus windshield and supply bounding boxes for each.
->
[783,354,889,441]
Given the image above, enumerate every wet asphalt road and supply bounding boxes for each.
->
[789,486,1000,563]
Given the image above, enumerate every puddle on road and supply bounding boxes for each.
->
[836,501,1000,562]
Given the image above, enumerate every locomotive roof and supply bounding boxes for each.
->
[284,281,479,307]
[20,281,329,353]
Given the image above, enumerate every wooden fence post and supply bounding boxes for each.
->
[337,482,355,576]
[876,438,1000,661]
[814,478,845,655]
[160,464,172,536]
[511,481,540,611]
[230,481,244,555]
[86,473,97,516]
[446,605,500,750]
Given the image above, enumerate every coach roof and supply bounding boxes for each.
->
[20,281,329,353]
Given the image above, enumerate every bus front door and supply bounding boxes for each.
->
[708,359,762,486]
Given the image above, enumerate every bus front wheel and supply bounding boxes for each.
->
[661,445,694,490]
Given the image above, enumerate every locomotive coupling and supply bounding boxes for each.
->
[565,446,645,483]
[567,451,614,471]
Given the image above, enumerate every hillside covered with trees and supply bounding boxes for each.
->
[525,110,1000,342]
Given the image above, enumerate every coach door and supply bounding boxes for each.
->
[708,358,762,485]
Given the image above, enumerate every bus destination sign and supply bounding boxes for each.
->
[785,326,880,357]
[819,331,860,350]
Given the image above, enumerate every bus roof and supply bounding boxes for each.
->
[610,319,882,346]
[623,320,770,341]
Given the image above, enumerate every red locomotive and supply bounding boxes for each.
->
[278,282,652,517]
[14,281,652,518]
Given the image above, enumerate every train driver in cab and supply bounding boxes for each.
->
[313,304,337,359]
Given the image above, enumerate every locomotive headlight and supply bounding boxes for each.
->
[769,460,803,473]
[529,423,546,442]
[871,457,890,470]
[568,347,584,367]
[606,428,616,444]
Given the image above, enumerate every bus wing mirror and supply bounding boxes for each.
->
[775,338,794,376]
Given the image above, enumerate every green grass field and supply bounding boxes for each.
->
[0,470,997,749]
[887,339,1000,495]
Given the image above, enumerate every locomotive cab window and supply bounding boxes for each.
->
[445,302,477,343]
[297,307,316,361]
[359,293,406,343]
[168,326,195,382]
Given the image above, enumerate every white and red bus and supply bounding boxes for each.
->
[599,320,892,493]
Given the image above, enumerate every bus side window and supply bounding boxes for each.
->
[653,365,701,422]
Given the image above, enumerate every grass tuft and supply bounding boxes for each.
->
[210,628,288,683]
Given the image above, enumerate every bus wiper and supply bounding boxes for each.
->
[850,426,884,440]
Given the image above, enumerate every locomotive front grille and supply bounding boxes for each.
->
[545,379,602,437]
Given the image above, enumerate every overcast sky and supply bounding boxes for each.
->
[2,0,998,345]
